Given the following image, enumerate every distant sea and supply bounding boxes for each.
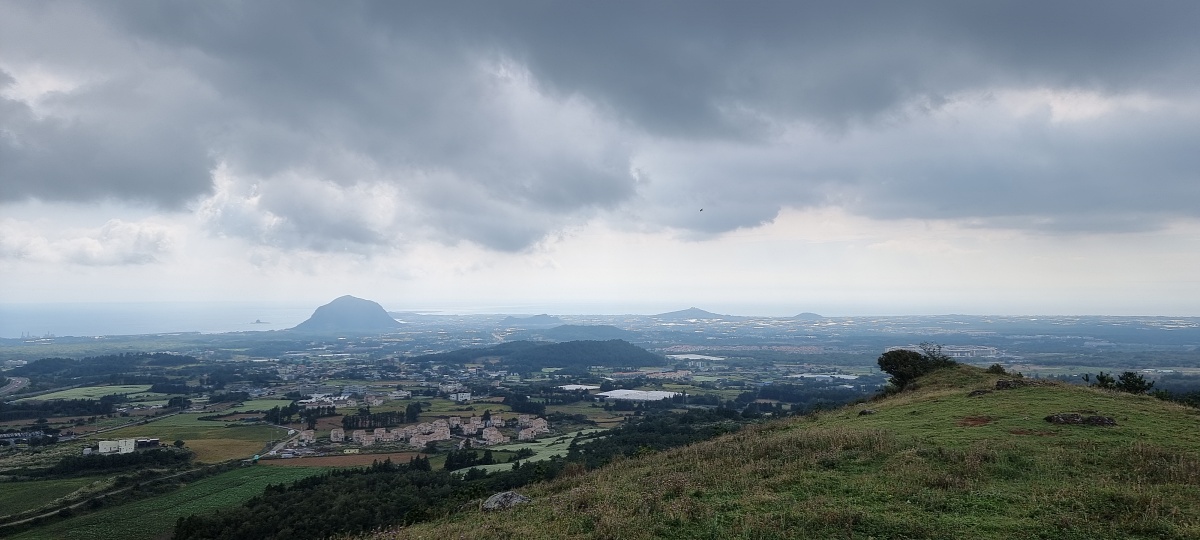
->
[0,302,316,339]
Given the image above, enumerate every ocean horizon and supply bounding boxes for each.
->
[0,302,316,339]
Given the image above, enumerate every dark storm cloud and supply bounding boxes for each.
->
[2,1,1198,251]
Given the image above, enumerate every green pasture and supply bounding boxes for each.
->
[96,414,286,462]
[0,476,110,517]
[222,399,294,413]
[465,429,605,474]
[15,385,158,402]
[10,466,328,540]
[825,369,1200,452]
[545,402,628,426]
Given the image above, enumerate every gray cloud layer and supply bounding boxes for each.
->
[2,1,1198,252]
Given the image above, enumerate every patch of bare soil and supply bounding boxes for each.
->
[958,416,995,427]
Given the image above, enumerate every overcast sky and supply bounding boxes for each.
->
[2,1,1199,316]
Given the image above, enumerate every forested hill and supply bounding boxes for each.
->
[407,339,664,372]
[371,365,1200,539]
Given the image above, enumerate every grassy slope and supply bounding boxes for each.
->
[372,366,1200,540]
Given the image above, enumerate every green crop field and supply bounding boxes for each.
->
[10,466,328,540]
[545,402,628,426]
[96,413,287,462]
[0,476,110,517]
[15,385,157,402]
[465,428,606,474]
[223,399,294,413]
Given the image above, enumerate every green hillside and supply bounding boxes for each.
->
[372,366,1200,539]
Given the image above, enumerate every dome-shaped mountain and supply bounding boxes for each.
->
[291,295,401,334]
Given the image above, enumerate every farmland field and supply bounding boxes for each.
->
[467,429,605,474]
[545,402,628,427]
[14,385,157,402]
[96,413,286,462]
[0,476,110,517]
[222,399,293,413]
[9,466,328,540]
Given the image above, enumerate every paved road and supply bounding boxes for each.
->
[0,377,29,397]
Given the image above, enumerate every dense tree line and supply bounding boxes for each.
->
[30,448,192,478]
[10,353,197,378]
[567,408,744,468]
[503,340,665,372]
[0,397,122,422]
[442,447,496,470]
[340,409,407,430]
[406,340,665,374]
[501,393,547,415]
[263,403,302,424]
[207,391,250,404]
[174,409,752,540]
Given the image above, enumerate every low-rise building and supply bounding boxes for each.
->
[480,426,509,446]
[98,439,137,454]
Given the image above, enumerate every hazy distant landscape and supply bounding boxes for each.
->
[2,297,1200,538]
[4,1,1199,538]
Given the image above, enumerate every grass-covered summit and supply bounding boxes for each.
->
[373,365,1200,539]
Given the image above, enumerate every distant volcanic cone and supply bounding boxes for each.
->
[291,295,402,334]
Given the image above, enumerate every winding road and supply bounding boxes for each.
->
[0,377,29,397]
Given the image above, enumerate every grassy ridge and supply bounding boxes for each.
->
[372,366,1200,539]
[9,466,327,540]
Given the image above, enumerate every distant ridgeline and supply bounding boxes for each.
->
[8,352,197,378]
[405,339,665,374]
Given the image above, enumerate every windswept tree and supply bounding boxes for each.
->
[1087,371,1154,394]
[877,342,957,389]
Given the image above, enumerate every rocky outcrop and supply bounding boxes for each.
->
[995,379,1053,390]
[1044,413,1117,426]
[481,491,531,512]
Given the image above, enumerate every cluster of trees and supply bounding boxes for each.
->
[407,340,665,377]
[11,353,197,380]
[207,391,250,404]
[501,393,546,415]
[876,343,957,390]
[1084,371,1155,394]
[263,403,302,425]
[173,456,556,540]
[442,447,496,470]
[340,408,406,430]
[566,408,744,469]
[739,381,873,415]
[33,448,192,478]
